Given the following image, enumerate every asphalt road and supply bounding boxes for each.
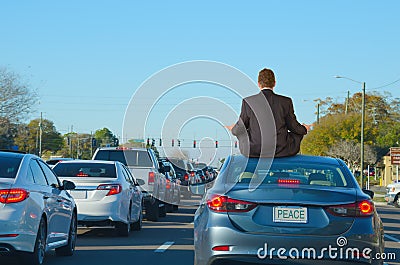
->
[2,202,400,265]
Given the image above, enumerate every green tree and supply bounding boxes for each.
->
[301,92,399,168]
[14,119,64,155]
[94,128,119,147]
[58,133,93,159]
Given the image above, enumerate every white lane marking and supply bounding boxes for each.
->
[154,241,175,253]
[385,234,400,243]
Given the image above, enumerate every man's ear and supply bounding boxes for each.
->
[258,82,262,89]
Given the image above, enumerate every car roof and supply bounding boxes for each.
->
[96,147,148,151]
[56,159,118,165]
[230,154,340,165]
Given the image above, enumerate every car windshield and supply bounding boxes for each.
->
[224,157,349,188]
[53,163,117,178]
[0,157,22,179]
[95,150,153,167]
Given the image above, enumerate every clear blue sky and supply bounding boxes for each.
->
[1,1,399,162]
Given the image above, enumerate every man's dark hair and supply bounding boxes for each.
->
[258,68,275,88]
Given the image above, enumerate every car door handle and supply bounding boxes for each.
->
[57,199,63,202]
[43,195,50,200]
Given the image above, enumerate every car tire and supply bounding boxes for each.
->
[159,202,167,217]
[116,221,131,237]
[21,217,47,265]
[116,208,131,237]
[146,199,159,222]
[394,195,400,208]
[56,212,77,256]
[131,205,143,231]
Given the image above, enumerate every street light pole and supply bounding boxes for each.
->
[334,76,366,189]
[360,82,366,189]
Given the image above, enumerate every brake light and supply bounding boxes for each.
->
[207,195,257,212]
[0,189,29,204]
[97,184,122,196]
[0,234,19,237]
[76,172,89,177]
[190,172,195,177]
[148,172,155,184]
[212,245,230,251]
[325,200,374,217]
[278,179,300,185]
[166,179,171,189]
[184,174,189,180]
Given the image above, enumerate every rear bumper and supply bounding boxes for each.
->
[75,197,127,225]
[194,213,383,265]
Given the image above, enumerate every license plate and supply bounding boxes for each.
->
[70,190,87,199]
[273,206,308,223]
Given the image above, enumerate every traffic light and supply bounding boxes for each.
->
[193,140,196,148]
[178,140,181,147]
[234,141,237,148]
[147,138,150,146]
[159,139,162,146]
[172,139,175,147]
[91,137,97,147]
[151,138,155,147]
[215,140,218,148]
[113,138,119,147]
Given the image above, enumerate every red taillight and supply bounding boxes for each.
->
[0,234,19,237]
[212,245,230,251]
[76,172,88,177]
[326,200,374,217]
[97,184,122,196]
[278,179,300,185]
[148,172,155,184]
[166,179,171,189]
[207,195,257,212]
[184,174,189,180]
[0,189,29,204]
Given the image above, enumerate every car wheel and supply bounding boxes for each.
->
[394,195,400,208]
[56,212,77,256]
[131,205,143,231]
[22,217,46,265]
[146,199,159,222]
[116,208,131,236]
[159,202,167,217]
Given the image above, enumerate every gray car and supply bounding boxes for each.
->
[193,155,384,265]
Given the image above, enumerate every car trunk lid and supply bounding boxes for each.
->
[225,184,357,236]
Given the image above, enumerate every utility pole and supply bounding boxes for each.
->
[39,112,42,157]
[360,82,366,188]
[317,103,320,124]
[345,90,350,115]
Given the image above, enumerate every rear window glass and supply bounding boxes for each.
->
[0,157,22,179]
[226,157,349,188]
[94,150,153,167]
[53,163,117,178]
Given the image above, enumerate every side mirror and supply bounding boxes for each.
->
[362,189,374,199]
[62,180,76,190]
[136,179,145,186]
[190,183,206,195]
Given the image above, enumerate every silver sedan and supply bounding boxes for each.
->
[0,151,77,265]
[53,160,143,236]
[193,155,385,265]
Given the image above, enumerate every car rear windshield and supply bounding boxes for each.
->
[94,150,153,167]
[53,163,117,178]
[0,157,22,179]
[225,157,349,188]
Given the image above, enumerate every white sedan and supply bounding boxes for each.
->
[53,160,143,236]
[0,151,77,265]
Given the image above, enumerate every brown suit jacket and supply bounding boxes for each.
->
[232,89,307,157]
